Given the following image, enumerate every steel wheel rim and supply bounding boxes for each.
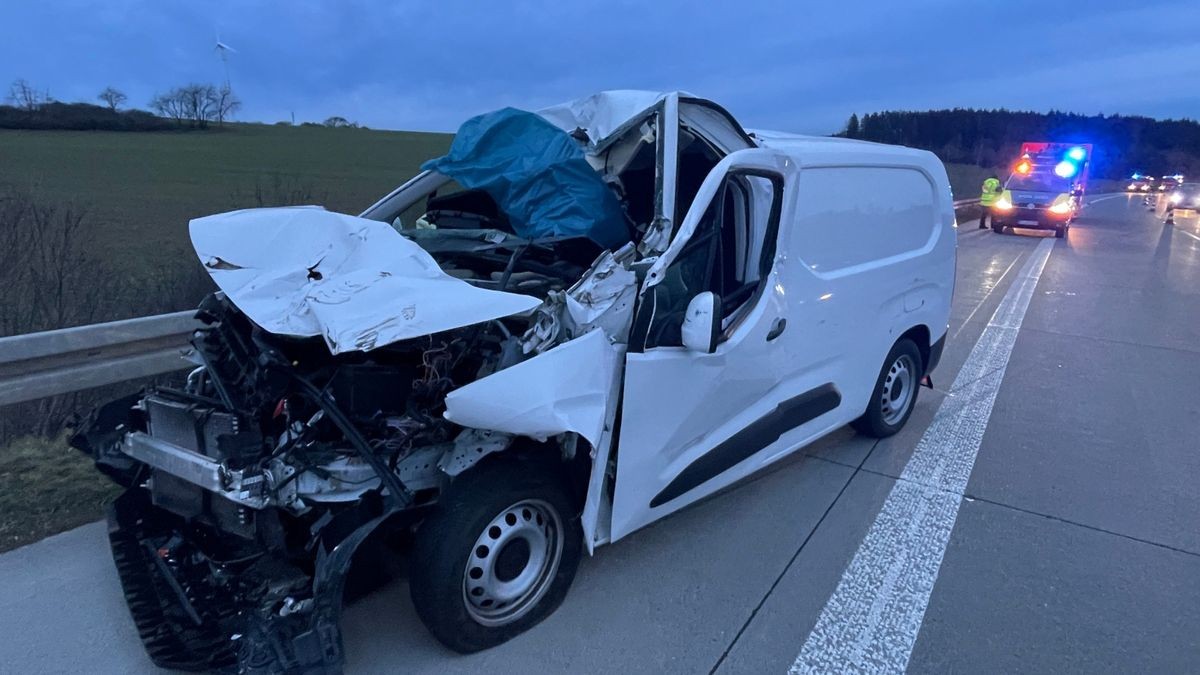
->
[462,499,563,627]
[881,353,916,426]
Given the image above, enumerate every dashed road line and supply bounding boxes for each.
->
[1176,228,1200,243]
[789,237,1054,674]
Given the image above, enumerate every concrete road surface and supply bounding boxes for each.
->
[2,194,1198,673]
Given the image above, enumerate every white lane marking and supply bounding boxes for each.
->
[1086,194,1123,205]
[790,237,1055,674]
[949,253,1023,342]
[1177,228,1200,243]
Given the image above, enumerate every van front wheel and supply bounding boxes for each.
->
[410,460,582,653]
[852,338,923,438]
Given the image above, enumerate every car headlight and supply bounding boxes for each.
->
[1170,193,1183,204]
[1141,185,1150,191]
[1128,184,1137,190]
[993,197,1013,211]
[1049,202,1072,214]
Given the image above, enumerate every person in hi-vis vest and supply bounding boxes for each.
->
[979,175,1001,228]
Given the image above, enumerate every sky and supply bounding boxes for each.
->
[3,0,1199,135]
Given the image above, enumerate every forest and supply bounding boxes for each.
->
[842,109,1200,179]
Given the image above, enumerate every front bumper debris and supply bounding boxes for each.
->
[106,487,406,674]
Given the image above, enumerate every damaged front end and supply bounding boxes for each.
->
[70,97,736,671]
[73,214,637,673]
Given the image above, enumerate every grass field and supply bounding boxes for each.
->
[0,434,120,552]
[0,124,453,283]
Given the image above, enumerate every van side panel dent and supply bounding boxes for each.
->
[442,329,621,447]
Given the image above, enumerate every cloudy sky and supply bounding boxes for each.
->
[4,0,1198,134]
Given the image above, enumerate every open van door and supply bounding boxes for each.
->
[608,149,842,541]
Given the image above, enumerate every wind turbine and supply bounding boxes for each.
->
[214,32,236,87]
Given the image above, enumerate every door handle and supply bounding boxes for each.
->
[766,317,787,341]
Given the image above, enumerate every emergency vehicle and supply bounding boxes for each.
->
[989,142,1091,239]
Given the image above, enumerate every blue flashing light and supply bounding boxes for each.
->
[1132,172,1142,179]
[1055,160,1079,178]
[1067,147,1086,162]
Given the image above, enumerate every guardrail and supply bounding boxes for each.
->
[0,311,199,407]
[2,200,986,407]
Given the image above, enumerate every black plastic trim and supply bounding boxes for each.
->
[649,384,841,508]
[927,334,946,375]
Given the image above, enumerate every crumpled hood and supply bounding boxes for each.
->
[189,206,541,354]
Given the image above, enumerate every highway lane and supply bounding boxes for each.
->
[1,195,1196,673]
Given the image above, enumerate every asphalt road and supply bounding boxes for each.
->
[2,194,1198,673]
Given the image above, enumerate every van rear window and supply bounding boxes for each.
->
[789,167,937,272]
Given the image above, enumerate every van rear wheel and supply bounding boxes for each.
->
[852,338,922,438]
[410,460,582,653]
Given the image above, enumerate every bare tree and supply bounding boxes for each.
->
[151,82,242,128]
[151,84,212,127]
[97,86,127,111]
[212,84,241,125]
[150,90,186,123]
[7,78,42,111]
[181,84,217,128]
[323,116,359,128]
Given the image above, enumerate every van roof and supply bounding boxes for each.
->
[750,129,943,176]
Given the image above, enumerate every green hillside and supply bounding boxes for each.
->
[0,123,453,278]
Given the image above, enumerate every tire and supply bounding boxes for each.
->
[852,338,923,438]
[1055,225,1065,239]
[410,460,582,653]
[991,223,1004,234]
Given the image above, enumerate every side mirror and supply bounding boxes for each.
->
[681,292,722,354]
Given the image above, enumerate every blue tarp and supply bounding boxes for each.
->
[421,108,630,249]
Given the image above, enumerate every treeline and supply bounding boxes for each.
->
[2,78,240,132]
[842,109,1200,179]
[0,101,172,131]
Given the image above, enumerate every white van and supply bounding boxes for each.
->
[75,91,955,671]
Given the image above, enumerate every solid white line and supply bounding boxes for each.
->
[1177,229,1200,243]
[790,237,1055,674]
[949,253,1023,342]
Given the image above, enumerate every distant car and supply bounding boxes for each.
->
[1158,175,1183,192]
[1127,179,1150,192]
[1158,182,1200,223]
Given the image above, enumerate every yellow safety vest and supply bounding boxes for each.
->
[980,178,1002,206]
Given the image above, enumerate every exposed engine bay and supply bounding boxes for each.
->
[71,95,736,673]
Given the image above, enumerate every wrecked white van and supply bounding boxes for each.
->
[73,91,955,673]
